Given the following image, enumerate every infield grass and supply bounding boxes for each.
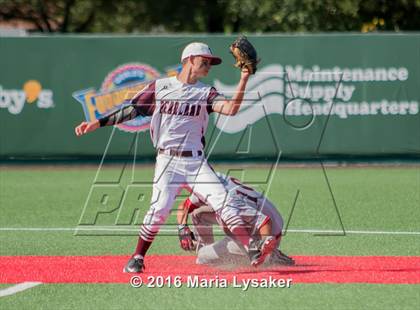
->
[0,165,419,309]
[1,283,420,310]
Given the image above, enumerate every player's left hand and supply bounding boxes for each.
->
[178,224,195,251]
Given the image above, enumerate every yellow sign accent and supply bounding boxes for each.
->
[23,80,42,103]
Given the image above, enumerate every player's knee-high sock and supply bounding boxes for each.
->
[230,226,252,251]
[134,224,158,257]
[134,237,152,257]
[276,233,282,248]
[223,216,252,250]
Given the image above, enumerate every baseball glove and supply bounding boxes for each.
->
[230,36,260,74]
[178,224,196,251]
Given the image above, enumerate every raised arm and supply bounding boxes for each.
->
[211,69,250,116]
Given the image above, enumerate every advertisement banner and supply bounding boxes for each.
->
[1,34,419,159]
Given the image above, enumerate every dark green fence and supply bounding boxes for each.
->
[1,34,419,160]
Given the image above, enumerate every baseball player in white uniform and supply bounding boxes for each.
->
[75,42,254,273]
[177,172,295,266]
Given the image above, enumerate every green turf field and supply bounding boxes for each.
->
[0,165,419,309]
[1,284,419,310]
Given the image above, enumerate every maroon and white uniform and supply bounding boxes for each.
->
[187,172,283,239]
[94,42,261,271]
[183,173,284,264]
[124,77,231,243]
[149,76,217,150]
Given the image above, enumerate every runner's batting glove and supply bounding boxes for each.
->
[178,224,196,251]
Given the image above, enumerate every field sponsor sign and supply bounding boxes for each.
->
[0,34,419,158]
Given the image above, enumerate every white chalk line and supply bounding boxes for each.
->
[0,227,419,235]
[0,282,42,298]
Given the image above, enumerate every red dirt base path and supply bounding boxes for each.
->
[1,255,419,284]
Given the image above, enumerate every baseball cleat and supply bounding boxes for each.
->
[123,255,145,273]
[250,236,277,267]
[268,249,295,266]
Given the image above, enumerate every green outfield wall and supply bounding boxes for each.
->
[1,34,419,160]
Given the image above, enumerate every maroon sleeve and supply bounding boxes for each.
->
[131,81,156,116]
[206,87,220,114]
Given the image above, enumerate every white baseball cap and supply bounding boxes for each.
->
[181,42,222,65]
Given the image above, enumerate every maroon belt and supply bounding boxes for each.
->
[158,148,203,157]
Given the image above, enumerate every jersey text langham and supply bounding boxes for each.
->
[159,100,202,117]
